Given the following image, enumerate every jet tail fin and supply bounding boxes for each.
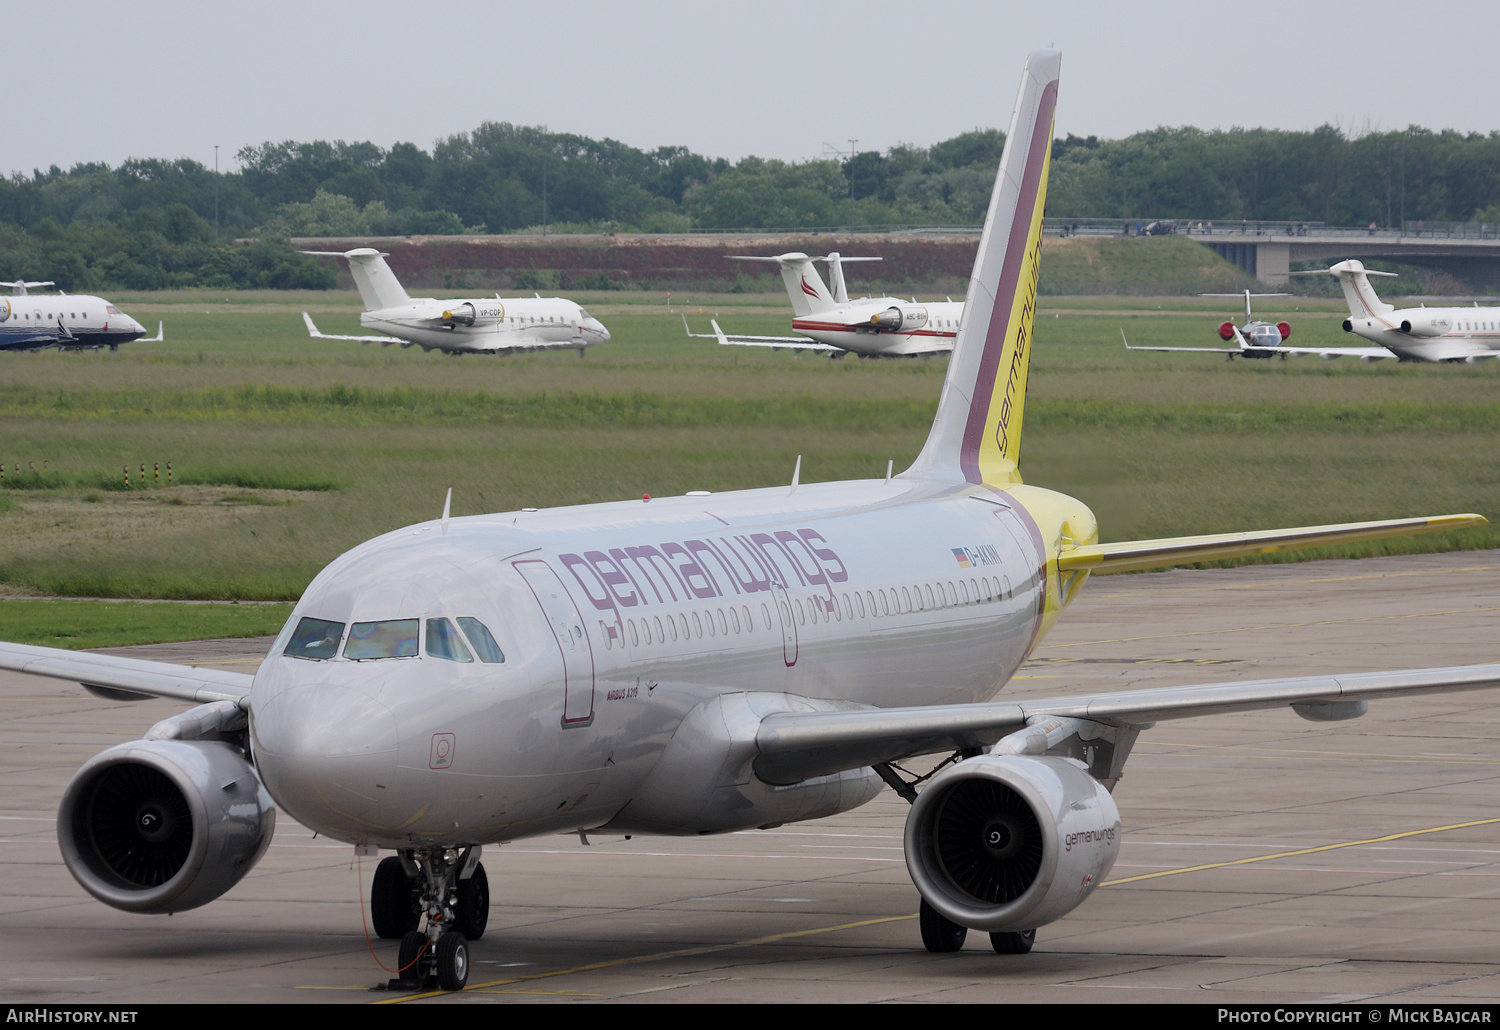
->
[728,253,837,316]
[825,253,880,304]
[1326,259,1397,319]
[907,49,1060,487]
[301,248,411,311]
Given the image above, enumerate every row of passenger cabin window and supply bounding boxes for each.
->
[6,306,118,322]
[283,615,505,663]
[606,573,1016,650]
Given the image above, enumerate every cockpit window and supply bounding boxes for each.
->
[577,307,591,320]
[457,617,505,663]
[284,617,344,660]
[426,618,473,663]
[344,619,419,660]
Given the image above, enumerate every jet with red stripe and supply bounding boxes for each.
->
[684,250,964,357]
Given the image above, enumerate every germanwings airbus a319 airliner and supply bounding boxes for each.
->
[2,51,1495,992]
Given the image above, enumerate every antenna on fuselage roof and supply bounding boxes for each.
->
[440,487,452,535]
[789,455,801,496]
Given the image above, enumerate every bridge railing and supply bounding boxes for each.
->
[1043,218,1500,240]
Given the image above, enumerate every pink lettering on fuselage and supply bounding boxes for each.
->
[559,529,847,620]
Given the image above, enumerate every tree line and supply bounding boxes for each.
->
[4,122,1499,291]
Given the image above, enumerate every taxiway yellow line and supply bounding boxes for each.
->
[1104,817,1500,886]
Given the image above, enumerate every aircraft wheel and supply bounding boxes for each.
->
[455,862,490,940]
[371,856,421,939]
[918,897,967,953]
[398,930,429,984]
[990,929,1036,955]
[435,931,469,991]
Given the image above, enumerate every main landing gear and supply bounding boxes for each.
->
[371,846,489,991]
[918,899,1035,956]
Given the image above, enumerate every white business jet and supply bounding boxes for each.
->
[300,248,610,356]
[2,51,1496,993]
[685,251,962,357]
[1309,259,1500,362]
[1122,289,1394,361]
[0,279,162,352]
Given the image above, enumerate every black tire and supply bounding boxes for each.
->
[990,928,1036,955]
[918,898,967,953]
[436,931,469,991]
[371,856,420,940]
[398,930,428,984]
[455,862,489,940]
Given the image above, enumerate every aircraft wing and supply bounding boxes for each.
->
[1277,344,1395,360]
[682,315,840,353]
[0,641,252,706]
[1055,513,1484,575]
[302,312,394,344]
[752,663,1500,784]
[1225,325,1394,362]
[1120,329,1236,354]
[1121,329,1395,361]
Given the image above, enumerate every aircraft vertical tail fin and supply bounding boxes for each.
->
[824,253,880,305]
[906,49,1060,487]
[301,248,411,311]
[1329,259,1396,319]
[728,253,836,316]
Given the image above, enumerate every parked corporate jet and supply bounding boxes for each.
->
[0,279,162,352]
[685,252,962,357]
[3,51,1497,993]
[300,249,610,356]
[1312,259,1500,362]
[1122,289,1394,362]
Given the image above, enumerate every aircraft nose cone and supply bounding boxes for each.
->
[252,683,399,836]
[587,319,610,342]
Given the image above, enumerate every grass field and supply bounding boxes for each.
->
[0,287,1495,644]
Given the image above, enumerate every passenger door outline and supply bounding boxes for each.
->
[513,559,596,727]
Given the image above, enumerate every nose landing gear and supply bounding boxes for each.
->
[376,845,487,991]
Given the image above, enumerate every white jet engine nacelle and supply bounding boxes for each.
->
[56,739,275,913]
[904,755,1120,933]
[1398,312,1450,338]
[869,306,927,332]
[442,302,477,327]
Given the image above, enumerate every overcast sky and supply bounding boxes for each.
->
[13,1,1498,175]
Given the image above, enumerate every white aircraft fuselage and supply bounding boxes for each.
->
[1333,258,1500,363]
[301,248,610,355]
[1345,304,1500,362]
[701,252,963,356]
[0,292,149,352]
[791,298,964,356]
[360,295,610,354]
[251,475,1063,846]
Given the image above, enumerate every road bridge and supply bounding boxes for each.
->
[1200,232,1500,288]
